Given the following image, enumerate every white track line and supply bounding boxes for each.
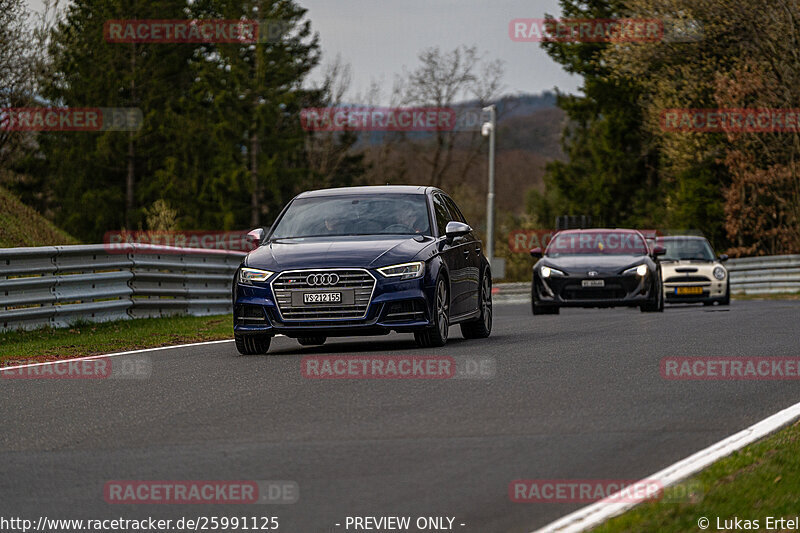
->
[2,334,292,371]
[1,339,235,371]
[532,400,800,532]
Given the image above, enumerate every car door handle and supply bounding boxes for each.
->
[463,249,470,256]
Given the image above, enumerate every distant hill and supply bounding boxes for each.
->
[0,184,78,248]
[497,105,565,158]
[355,91,567,218]
[464,91,559,120]
[351,91,565,159]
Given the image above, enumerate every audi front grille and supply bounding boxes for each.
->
[271,269,376,320]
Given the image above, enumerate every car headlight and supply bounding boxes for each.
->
[239,267,274,284]
[713,266,726,280]
[540,266,565,278]
[623,264,649,276]
[377,261,425,280]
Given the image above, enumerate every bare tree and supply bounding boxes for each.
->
[395,45,505,188]
[0,0,36,164]
[0,0,61,168]
[305,55,356,186]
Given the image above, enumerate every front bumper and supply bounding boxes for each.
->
[664,282,727,303]
[533,272,655,308]
[233,269,435,337]
[663,268,727,303]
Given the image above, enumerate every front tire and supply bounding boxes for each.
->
[461,269,492,339]
[234,333,272,355]
[415,277,449,348]
[532,282,559,315]
[297,336,327,346]
[720,279,731,305]
[532,302,560,315]
[640,274,664,312]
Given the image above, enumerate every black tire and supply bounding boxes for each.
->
[415,277,449,348]
[234,333,272,355]
[640,275,665,313]
[297,336,327,346]
[720,279,731,305]
[461,268,492,339]
[532,303,560,315]
[531,284,559,315]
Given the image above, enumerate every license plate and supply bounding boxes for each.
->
[582,279,605,287]
[303,292,342,304]
[675,286,703,295]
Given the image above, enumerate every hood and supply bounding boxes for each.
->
[541,254,648,274]
[243,235,435,271]
[662,260,724,275]
[660,259,715,266]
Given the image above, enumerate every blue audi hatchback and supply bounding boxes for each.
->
[232,186,492,354]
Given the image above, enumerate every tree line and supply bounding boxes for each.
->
[530,0,800,256]
[0,0,507,244]
[2,0,363,242]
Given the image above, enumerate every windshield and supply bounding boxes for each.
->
[270,194,431,238]
[546,231,648,256]
[659,238,715,261]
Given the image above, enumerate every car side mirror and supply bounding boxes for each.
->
[246,228,265,245]
[530,247,543,259]
[444,221,471,240]
[652,245,666,257]
[718,254,729,262]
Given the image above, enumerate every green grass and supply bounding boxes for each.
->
[594,420,800,532]
[732,292,800,301]
[0,183,78,247]
[0,315,233,361]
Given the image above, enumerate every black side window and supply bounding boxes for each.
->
[443,195,467,224]
[432,194,453,236]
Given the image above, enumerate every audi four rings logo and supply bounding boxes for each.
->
[307,273,340,286]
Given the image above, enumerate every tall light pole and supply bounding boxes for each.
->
[481,105,496,268]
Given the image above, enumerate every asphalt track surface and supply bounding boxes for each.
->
[2,300,800,533]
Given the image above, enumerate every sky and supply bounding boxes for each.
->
[298,0,581,101]
[26,0,582,103]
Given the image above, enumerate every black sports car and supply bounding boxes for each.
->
[530,229,665,314]
[232,186,492,354]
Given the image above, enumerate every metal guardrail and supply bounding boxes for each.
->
[0,244,244,331]
[726,254,800,294]
[1,247,797,330]
[491,254,800,302]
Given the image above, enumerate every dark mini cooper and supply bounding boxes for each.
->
[530,228,665,314]
[232,186,492,354]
